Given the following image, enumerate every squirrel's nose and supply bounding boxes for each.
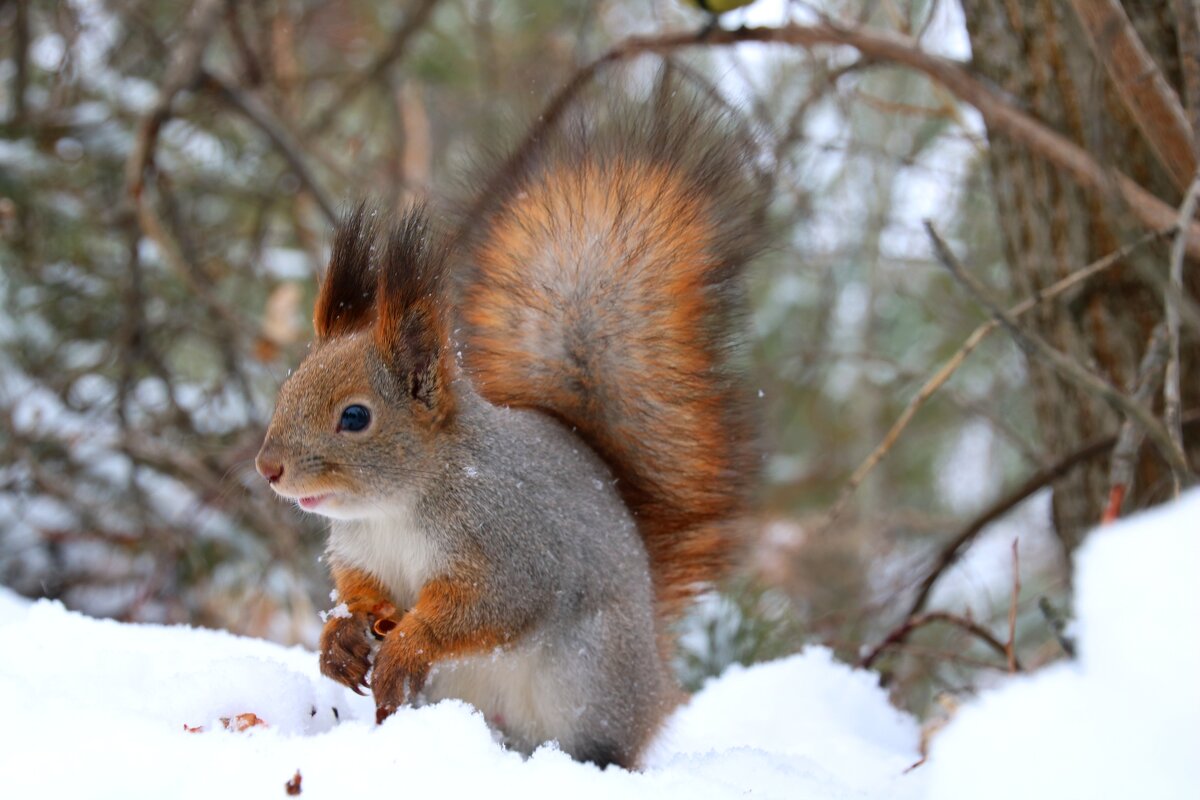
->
[255,451,284,484]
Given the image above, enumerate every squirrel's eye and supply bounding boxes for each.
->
[337,404,371,433]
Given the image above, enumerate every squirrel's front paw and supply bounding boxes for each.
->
[371,633,431,723]
[319,615,373,695]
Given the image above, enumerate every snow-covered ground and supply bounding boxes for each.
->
[1,492,1196,799]
[927,489,1200,800]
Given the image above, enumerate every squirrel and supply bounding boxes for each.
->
[255,86,766,769]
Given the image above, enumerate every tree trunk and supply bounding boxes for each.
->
[960,0,1198,550]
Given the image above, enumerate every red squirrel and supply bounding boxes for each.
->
[255,88,765,768]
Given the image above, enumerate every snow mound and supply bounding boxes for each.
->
[926,489,1200,800]
[649,648,919,796]
[0,590,922,799]
[4,491,1195,798]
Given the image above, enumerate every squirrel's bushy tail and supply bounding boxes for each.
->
[459,86,767,620]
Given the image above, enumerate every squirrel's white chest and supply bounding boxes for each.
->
[326,505,444,607]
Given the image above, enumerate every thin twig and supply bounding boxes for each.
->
[124,0,225,200]
[135,174,253,340]
[816,230,1164,534]
[1006,539,1020,673]
[1037,597,1076,658]
[857,611,1020,671]
[1171,0,1200,158]
[121,0,235,364]
[1102,323,1169,523]
[1165,172,1200,497]
[1068,0,1196,192]
[304,0,443,136]
[200,71,338,225]
[1128,249,1200,335]
[224,2,264,88]
[926,221,1191,483]
[462,22,1200,257]
[861,416,1200,669]
[905,409,1200,622]
[12,0,29,127]
[775,59,870,163]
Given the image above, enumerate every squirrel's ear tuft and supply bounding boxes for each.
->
[314,202,381,339]
[374,205,456,424]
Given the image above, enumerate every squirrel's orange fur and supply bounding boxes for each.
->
[461,103,764,621]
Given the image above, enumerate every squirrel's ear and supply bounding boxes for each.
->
[374,205,456,425]
[314,203,380,339]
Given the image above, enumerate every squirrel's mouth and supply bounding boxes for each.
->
[297,493,331,510]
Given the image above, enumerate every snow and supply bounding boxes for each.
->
[319,602,352,622]
[0,591,922,799]
[1,492,1197,798]
[926,489,1200,800]
[649,649,919,797]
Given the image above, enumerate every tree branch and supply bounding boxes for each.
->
[926,222,1192,484]
[903,409,1200,623]
[1006,539,1019,673]
[304,0,443,136]
[133,173,254,341]
[1165,171,1200,496]
[124,0,225,200]
[1068,0,1196,192]
[1171,0,1200,158]
[857,611,1020,671]
[1102,323,1169,524]
[11,0,29,127]
[466,21,1200,257]
[815,230,1166,534]
[200,71,338,225]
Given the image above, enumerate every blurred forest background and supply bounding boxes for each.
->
[1,0,1197,718]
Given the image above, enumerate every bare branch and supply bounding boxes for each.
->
[469,21,1200,257]
[857,611,1020,672]
[1165,171,1200,496]
[1102,324,1169,524]
[123,0,225,200]
[905,409,1200,623]
[200,71,338,225]
[1006,539,1019,673]
[1171,0,1200,158]
[11,0,29,127]
[907,434,1110,623]
[816,230,1166,534]
[925,222,1191,484]
[1038,597,1076,658]
[304,0,443,136]
[135,173,254,340]
[1068,0,1196,192]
